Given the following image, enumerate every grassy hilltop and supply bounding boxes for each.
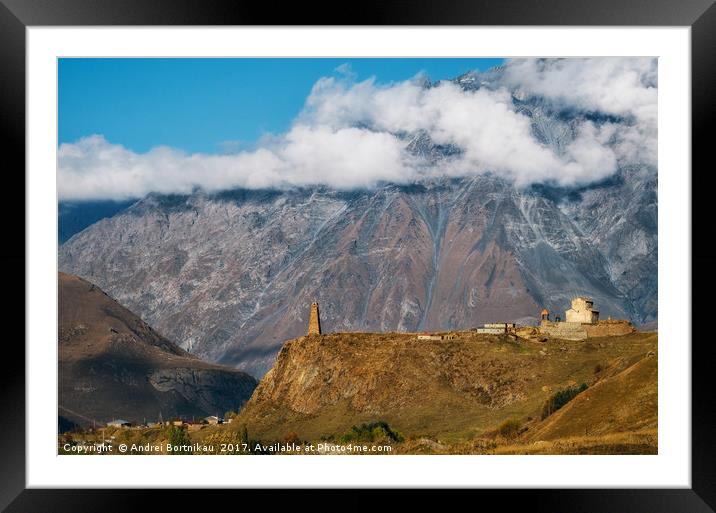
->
[228,330,657,453]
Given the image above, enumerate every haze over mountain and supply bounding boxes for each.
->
[58,60,657,377]
[59,200,135,244]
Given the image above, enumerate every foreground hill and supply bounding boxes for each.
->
[526,350,657,442]
[235,331,657,451]
[58,272,257,427]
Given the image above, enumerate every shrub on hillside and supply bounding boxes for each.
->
[339,421,404,444]
[497,418,522,440]
[202,425,264,454]
[283,431,301,445]
[165,425,192,454]
[541,383,589,420]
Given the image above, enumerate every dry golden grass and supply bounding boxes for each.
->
[234,331,657,448]
[492,429,658,455]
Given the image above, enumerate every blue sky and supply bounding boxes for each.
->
[58,58,504,154]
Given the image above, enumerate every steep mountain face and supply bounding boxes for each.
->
[560,167,658,324]
[58,272,257,426]
[59,168,656,378]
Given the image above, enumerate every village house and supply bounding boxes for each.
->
[472,322,516,334]
[417,333,443,340]
[416,332,459,340]
[106,419,132,428]
[187,421,205,432]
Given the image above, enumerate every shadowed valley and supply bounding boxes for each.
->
[58,272,257,429]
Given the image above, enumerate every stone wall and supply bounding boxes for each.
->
[538,321,588,340]
[584,320,636,337]
[538,319,635,340]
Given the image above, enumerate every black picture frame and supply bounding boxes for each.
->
[2,0,714,510]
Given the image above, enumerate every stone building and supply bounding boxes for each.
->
[565,297,599,324]
[106,419,132,428]
[417,333,444,340]
[485,322,516,330]
[537,297,633,340]
[472,327,505,334]
[472,323,515,334]
[308,301,322,335]
[416,332,460,340]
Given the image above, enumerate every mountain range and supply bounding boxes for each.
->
[58,70,657,378]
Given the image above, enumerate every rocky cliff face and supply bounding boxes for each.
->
[235,331,657,442]
[58,272,257,425]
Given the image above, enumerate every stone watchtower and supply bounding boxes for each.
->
[308,301,322,335]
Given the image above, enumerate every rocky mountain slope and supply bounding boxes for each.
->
[59,168,655,377]
[58,272,257,427]
[58,69,657,378]
[235,331,657,443]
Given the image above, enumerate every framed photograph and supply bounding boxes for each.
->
[4,0,714,509]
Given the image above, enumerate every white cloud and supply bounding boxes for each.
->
[502,58,657,123]
[501,57,657,168]
[58,58,657,201]
[58,129,410,201]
